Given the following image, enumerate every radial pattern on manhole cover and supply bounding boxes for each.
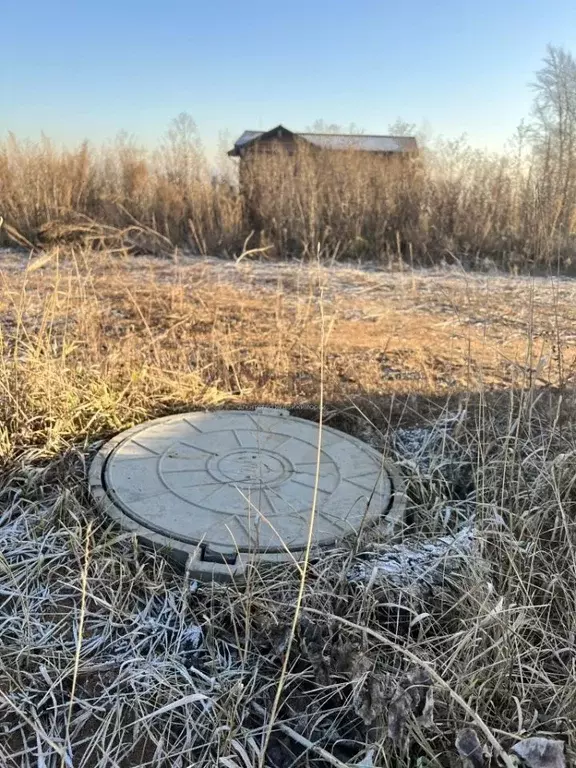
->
[89,408,404,580]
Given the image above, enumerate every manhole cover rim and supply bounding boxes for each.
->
[89,410,405,580]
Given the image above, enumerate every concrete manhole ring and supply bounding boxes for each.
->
[89,408,405,581]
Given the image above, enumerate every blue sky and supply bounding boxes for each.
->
[3,0,576,154]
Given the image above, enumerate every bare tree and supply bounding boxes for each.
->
[306,119,365,134]
[160,112,206,189]
[388,117,417,137]
[531,45,576,234]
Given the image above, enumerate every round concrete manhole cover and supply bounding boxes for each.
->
[89,408,404,581]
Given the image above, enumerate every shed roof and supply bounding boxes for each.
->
[301,133,416,152]
[234,130,264,148]
[229,125,417,156]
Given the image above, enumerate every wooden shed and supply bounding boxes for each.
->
[228,124,418,161]
[228,124,419,234]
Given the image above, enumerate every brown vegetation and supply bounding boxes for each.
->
[3,42,576,273]
[2,43,576,768]
[1,252,574,456]
[0,254,575,765]
[1,125,574,271]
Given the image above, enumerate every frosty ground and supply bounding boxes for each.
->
[0,250,574,767]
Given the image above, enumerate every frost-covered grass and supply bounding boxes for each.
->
[0,253,575,766]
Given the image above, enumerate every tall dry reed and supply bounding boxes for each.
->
[1,123,575,270]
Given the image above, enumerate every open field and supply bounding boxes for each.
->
[3,250,576,411]
[1,250,576,766]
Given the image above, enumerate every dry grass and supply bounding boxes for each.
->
[2,124,576,269]
[1,251,576,766]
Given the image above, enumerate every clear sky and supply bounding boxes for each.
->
[2,0,576,154]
